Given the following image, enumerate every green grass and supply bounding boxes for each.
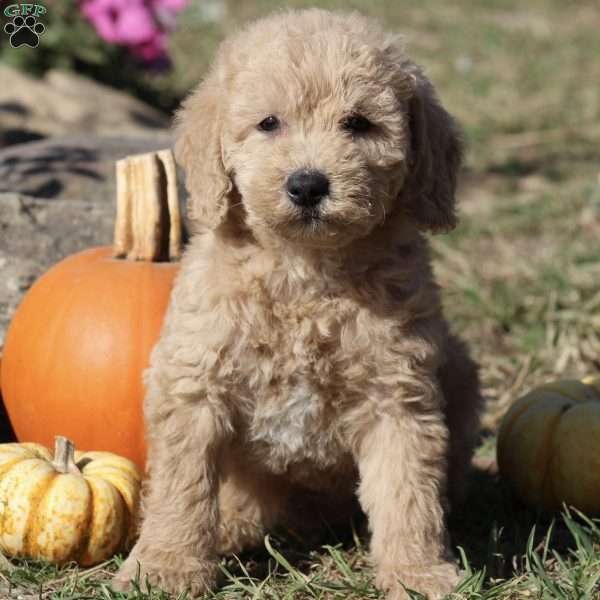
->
[2,510,600,598]
[2,0,600,597]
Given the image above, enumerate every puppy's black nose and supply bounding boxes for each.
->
[286,169,330,207]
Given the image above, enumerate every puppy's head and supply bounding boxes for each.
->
[175,9,462,248]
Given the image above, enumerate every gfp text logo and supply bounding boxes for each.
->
[3,4,47,48]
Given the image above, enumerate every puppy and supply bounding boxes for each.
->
[114,9,482,600]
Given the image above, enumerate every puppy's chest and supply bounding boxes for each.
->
[246,373,346,472]
[239,299,357,478]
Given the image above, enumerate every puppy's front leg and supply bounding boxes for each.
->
[114,402,223,596]
[356,400,460,600]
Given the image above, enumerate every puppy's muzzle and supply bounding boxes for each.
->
[286,169,329,208]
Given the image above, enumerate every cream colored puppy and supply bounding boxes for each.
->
[114,9,482,600]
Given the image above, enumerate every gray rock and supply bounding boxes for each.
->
[0,66,170,146]
[0,193,116,350]
[0,134,174,200]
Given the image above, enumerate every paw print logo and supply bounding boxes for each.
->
[4,15,45,48]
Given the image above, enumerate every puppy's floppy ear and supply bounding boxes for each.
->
[174,66,233,230]
[405,68,463,232]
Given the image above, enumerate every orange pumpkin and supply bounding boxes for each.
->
[1,151,181,470]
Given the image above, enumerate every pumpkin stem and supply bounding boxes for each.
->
[53,436,82,476]
[113,149,182,262]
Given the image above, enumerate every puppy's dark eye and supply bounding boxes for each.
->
[258,116,280,132]
[342,114,373,133]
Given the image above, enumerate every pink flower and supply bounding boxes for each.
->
[80,0,189,64]
[81,0,150,44]
[130,31,167,62]
[114,3,157,44]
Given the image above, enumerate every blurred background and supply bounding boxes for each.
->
[1,0,599,426]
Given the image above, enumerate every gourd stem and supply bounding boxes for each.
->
[113,149,182,262]
[53,436,81,475]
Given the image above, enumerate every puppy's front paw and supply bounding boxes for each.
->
[113,549,218,596]
[378,561,461,600]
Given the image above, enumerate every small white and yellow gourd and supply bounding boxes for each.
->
[497,376,600,514]
[0,436,141,565]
